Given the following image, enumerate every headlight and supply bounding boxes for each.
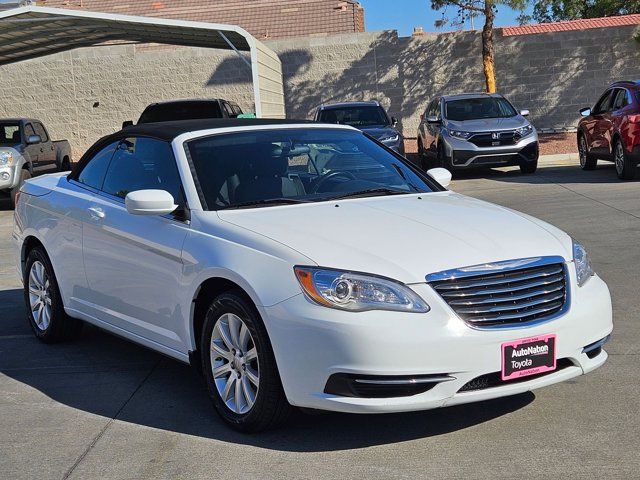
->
[0,151,13,166]
[573,240,594,287]
[379,134,399,144]
[515,124,534,137]
[446,129,473,139]
[294,267,430,313]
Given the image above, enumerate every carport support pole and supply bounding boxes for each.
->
[217,30,263,118]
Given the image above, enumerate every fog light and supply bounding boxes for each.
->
[1,172,10,181]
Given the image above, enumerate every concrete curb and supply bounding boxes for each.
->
[539,153,578,165]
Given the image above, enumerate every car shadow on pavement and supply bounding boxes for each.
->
[0,287,535,452]
[0,193,12,211]
[453,163,639,185]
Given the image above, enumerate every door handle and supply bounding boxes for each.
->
[87,206,105,220]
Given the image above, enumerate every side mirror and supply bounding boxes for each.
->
[391,116,398,127]
[520,109,530,117]
[580,107,591,117]
[26,134,41,145]
[122,120,134,129]
[427,167,452,188]
[426,115,441,124]
[125,190,177,216]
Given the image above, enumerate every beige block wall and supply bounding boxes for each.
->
[1,24,640,156]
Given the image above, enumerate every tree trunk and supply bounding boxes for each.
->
[482,0,496,93]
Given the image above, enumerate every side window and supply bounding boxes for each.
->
[102,137,184,206]
[33,123,49,142]
[77,141,119,189]
[232,104,243,116]
[612,89,628,111]
[24,123,36,138]
[593,90,614,114]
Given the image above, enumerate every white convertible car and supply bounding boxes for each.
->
[13,119,612,431]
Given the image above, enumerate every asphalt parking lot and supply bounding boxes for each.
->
[1,160,638,479]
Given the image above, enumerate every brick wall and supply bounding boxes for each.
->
[1,23,639,155]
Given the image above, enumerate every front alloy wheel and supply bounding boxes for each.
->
[201,290,292,431]
[578,135,596,170]
[210,313,260,414]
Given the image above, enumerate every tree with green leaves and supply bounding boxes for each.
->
[531,0,640,23]
[430,1,528,93]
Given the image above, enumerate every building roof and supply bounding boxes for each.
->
[39,0,365,40]
[502,14,640,36]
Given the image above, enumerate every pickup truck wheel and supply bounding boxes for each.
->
[10,169,30,208]
[24,246,82,343]
[201,290,292,432]
[614,139,636,180]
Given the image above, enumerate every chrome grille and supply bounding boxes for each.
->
[427,257,568,328]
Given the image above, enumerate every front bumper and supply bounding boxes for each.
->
[442,132,539,169]
[263,269,612,413]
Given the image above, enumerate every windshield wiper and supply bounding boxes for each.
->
[328,187,409,201]
[391,163,420,192]
[218,198,310,210]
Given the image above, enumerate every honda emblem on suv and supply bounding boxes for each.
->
[492,132,501,140]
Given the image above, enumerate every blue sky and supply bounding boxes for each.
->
[359,0,535,36]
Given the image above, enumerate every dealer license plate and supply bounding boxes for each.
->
[501,334,556,381]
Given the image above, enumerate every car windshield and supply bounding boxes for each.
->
[138,102,223,123]
[318,106,390,127]
[0,124,21,145]
[445,97,517,121]
[186,128,437,210]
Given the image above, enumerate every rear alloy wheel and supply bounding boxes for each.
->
[24,246,82,343]
[201,290,292,432]
[614,139,636,180]
[578,134,597,170]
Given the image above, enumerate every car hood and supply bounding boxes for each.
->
[217,192,572,284]
[445,116,529,132]
[359,125,401,139]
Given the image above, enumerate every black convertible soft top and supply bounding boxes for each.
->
[120,118,315,141]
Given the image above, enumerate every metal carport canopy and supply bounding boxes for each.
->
[0,6,285,118]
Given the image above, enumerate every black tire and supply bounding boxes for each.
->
[23,246,82,343]
[60,156,71,171]
[10,169,30,209]
[417,138,428,170]
[437,142,453,171]
[200,290,292,432]
[578,133,597,170]
[519,158,538,174]
[614,138,636,180]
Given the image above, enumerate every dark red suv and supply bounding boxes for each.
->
[577,81,640,180]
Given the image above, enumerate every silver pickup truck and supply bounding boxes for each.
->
[0,118,72,207]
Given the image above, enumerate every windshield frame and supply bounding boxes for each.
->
[181,126,444,211]
[444,96,518,122]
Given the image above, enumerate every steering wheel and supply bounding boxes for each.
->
[311,170,357,193]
